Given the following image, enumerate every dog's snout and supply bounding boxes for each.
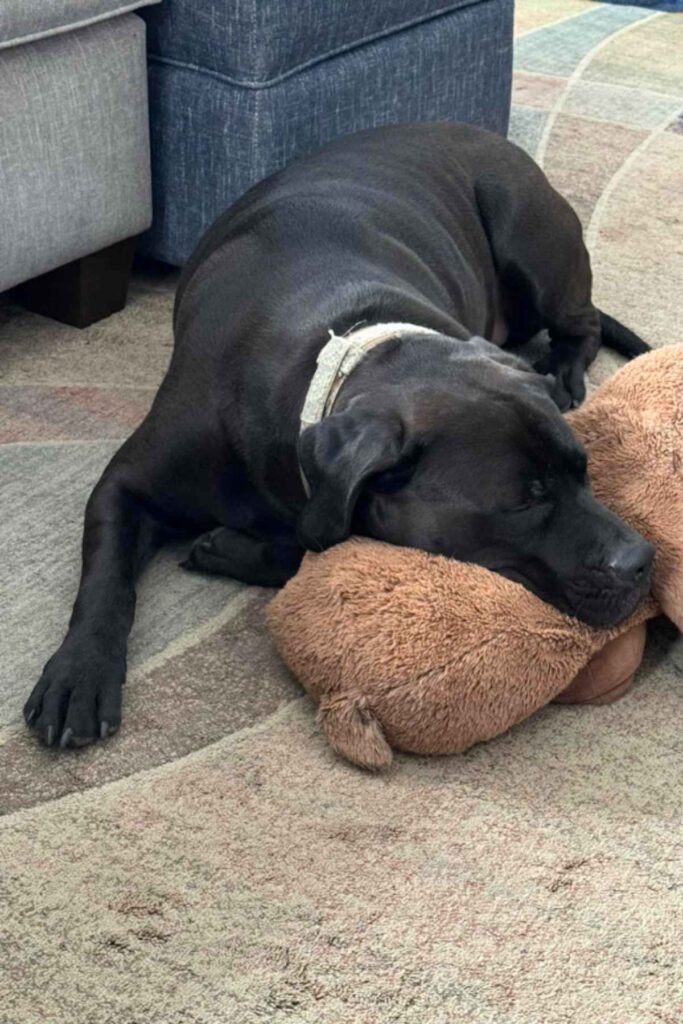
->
[607,537,654,585]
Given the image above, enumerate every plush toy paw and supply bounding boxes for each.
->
[553,623,647,706]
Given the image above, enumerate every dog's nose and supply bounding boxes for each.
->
[607,537,654,584]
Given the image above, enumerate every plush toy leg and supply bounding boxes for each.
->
[553,622,647,705]
[317,694,393,770]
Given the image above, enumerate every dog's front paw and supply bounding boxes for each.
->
[536,349,587,411]
[24,639,125,749]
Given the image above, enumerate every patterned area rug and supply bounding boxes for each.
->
[1,4,682,1021]
[596,1,683,11]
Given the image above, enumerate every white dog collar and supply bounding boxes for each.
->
[298,321,440,496]
[300,321,440,434]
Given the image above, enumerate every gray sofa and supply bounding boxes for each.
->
[0,1,161,326]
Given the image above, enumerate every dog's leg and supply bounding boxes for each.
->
[23,471,170,748]
[475,168,600,411]
[183,527,303,587]
[535,283,600,412]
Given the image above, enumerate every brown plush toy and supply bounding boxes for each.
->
[267,346,683,769]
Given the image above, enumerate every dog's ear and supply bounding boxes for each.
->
[464,336,562,407]
[297,403,406,551]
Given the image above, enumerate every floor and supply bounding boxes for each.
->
[1,3,682,1021]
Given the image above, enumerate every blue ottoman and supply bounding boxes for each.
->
[141,0,514,266]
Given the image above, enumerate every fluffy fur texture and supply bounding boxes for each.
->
[568,345,683,630]
[267,346,682,769]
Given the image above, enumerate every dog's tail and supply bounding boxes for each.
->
[599,310,650,359]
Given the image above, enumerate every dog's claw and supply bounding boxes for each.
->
[25,707,36,724]
[100,721,110,740]
[60,727,74,749]
[46,725,55,747]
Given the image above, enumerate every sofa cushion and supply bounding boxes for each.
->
[0,16,153,292]
[0,0,161,50]
[143,0,487,86]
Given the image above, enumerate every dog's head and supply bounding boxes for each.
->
[297,335,653,627]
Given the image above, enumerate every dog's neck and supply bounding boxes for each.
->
[299,322,440,436]
[298,321,441,499]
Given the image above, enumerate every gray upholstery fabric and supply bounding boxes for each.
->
[0,15,153,293]
[0,0,161,50]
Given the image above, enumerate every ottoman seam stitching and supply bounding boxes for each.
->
[146,0,509,91]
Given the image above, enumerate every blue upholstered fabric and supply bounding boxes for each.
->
[141,0,514,266]
[143,0,489,85]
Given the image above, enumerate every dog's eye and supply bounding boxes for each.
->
[509,479,551,513]
[529,479,549,501]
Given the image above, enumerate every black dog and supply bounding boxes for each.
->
[24,122,653,749]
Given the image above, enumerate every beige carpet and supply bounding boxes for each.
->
[1,3,682,1021]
